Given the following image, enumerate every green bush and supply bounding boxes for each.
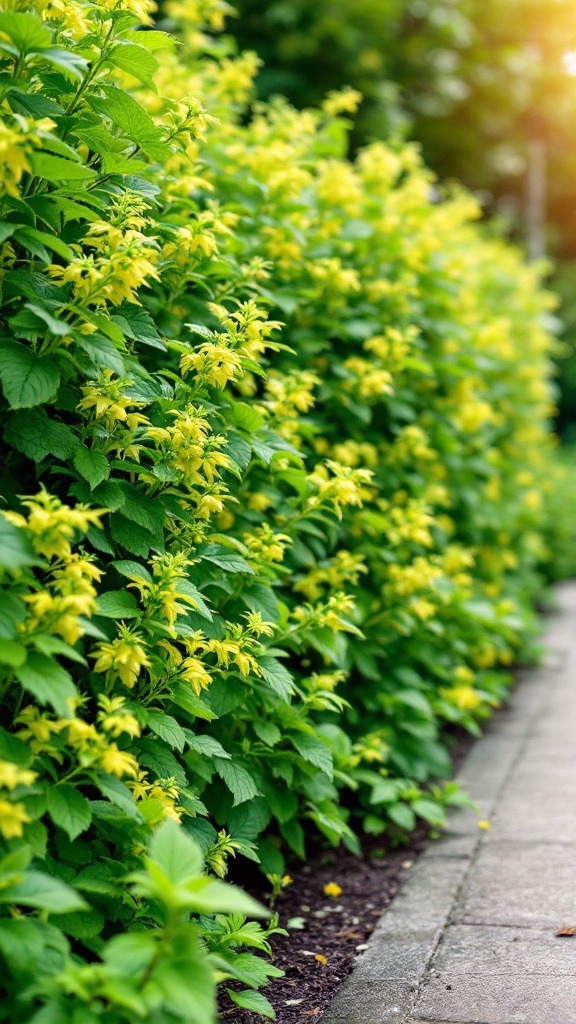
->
[0,0,563,1020]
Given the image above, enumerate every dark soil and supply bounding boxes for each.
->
[220,727,478,1024]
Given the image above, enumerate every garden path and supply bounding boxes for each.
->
[320,581,576,1024]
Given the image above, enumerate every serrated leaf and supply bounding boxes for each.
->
[5,409,78,462]
[198,543,254,575]
[28,151,96,183]
[0,340,60,409]
[47,784,92,840]
[113,303,164,349]
[89,86,166,161]
[74,447,110,489]
[258,656,294,701]
[227,989,275,1018]
[169,683,217,721]
[105,41,158,87]
[32,634,87,665]
[213,757,259,806]
[122,29,176,51]
[36,46,88,81]
[184,733,230,759]
[10,302,69,337]
[147,820,203,884]
[93,771,143,820]
[0,11,50,53]
[137,737,187,787]
[15,653,77,716]
[111,559,153,583]
[290,733,333,779]
[146,710,186,753]
[95,591,140,619]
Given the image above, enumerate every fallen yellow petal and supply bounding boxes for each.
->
[477,820,491,829]
[315,954,328,964]
[323,881,343,897]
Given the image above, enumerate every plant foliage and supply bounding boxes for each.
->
[0,0,563,1019]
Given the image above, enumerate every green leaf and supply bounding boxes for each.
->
[105,41,159,87]
[13,226,74,261]
[174,579,213,620]
[137,738,187,787]
[411,798,446,826]
[28,151,96,183]
[152,939,215,1022]
[198,543,255,575]
[47,785,92,840]
[0,638,27,668]
[0,516,41,571]
[119,485,165,534]
[15,653,78,717]
[93,771,143,821]
[146,710,186,753]
[0,918,46,971]
[0,340,60,409]
[290,733,333,779]
[169,683,217,721]
[52,908,104,939]
[89,85,166,161]
[258,656,294,701]
[370,778,403,805]
[214,757,259,806]
[0,870,87,913]
[0,727,31,767]
[388,802,416,832]
[32,634,87,665]
[95,590,140,619]
[148,820,203,884]
[74,447,110,489]
[0,11,50,54]
[36,46,88,80]
[6,410,78,462]
[110,513,158,558]
[184,733,230,762]
[9,303,70,338]
[111,559,153,583]
[113,303,165,349]
[227,989,275,1019]
[122,29,176,51]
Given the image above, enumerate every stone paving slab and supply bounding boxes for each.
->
[453,841,576,929]
[428,924,576,975]
[485,766,576,842]
[414,973,576,1023]
[319,583,576,1024]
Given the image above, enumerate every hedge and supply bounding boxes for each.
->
[0,1,564,1021]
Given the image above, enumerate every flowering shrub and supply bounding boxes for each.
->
[0,0,561,1019]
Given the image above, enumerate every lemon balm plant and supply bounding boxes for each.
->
[0,0,562,1019]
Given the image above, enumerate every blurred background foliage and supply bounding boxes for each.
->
[224,0,576,438]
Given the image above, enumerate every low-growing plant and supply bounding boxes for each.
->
[0,0,564,1019]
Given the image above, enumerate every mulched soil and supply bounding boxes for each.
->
[220,726,478,1024]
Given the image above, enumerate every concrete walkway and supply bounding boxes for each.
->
[321,582,576,1024]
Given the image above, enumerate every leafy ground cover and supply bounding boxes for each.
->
[0,1,571,1021]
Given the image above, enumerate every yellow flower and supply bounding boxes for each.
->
[0,800,30,840]
[91,629,151,690]
[0,762,37,790]
[98,744,139,779]
[323,882,343,898]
